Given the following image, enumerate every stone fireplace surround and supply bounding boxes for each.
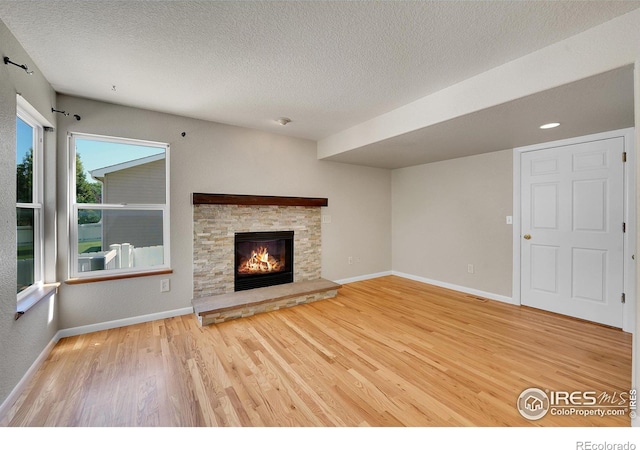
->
[192,193,341,325]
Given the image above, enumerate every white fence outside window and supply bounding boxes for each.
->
[77,243,164,272]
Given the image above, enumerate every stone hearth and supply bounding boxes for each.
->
[193,278,341,326]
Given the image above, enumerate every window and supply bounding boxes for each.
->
[69,133,170,279]
[16,107,44,298]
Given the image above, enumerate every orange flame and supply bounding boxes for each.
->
[238,246,282,274]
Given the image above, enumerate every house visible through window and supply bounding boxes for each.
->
[16,108,43,297]
[69,133,170,278]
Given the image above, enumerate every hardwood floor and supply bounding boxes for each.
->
[1,276,632,427]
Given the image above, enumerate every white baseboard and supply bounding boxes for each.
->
[333,271,516,306]
[392,271,516,305]
[334,271,392,285]
[0,334,58,420]
[58,307,194,339]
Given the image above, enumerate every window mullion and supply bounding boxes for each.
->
[16,202,42,209]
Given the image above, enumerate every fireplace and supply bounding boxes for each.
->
[234,231,294,291]
[193,195,325,298]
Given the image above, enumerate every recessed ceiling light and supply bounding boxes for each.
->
[540,122,560,129]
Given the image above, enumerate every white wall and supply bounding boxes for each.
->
[55,95,392,329]
[392,150,513,298]
[0,19,58,409]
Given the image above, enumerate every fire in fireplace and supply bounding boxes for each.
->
[234,231,293,291]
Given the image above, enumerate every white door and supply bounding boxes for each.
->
[520,137,625,328]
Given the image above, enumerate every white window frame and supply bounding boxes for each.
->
[16,105,44,301]
[68,132,171,279]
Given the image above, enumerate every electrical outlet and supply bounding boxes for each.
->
[467,264,474,274]
[355,257,361,264]
[160,279,170,292]
[322,215,332,224]
[348,256,353,265]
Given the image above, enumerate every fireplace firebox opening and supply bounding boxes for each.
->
[234,231,294,291]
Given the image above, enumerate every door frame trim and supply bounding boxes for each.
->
[513,127,636,333]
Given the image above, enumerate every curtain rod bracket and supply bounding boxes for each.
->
[52,108,81,121]
[4,56,33,75]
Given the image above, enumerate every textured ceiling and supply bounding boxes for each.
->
[325,66,636,169]
[0,1,638,167]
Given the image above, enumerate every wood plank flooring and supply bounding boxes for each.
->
[1,276,632,426]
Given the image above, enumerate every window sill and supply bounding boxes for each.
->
[65,269,173,285]
[16,282,60,320]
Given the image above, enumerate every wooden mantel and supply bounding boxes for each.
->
[192,193,328,207]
